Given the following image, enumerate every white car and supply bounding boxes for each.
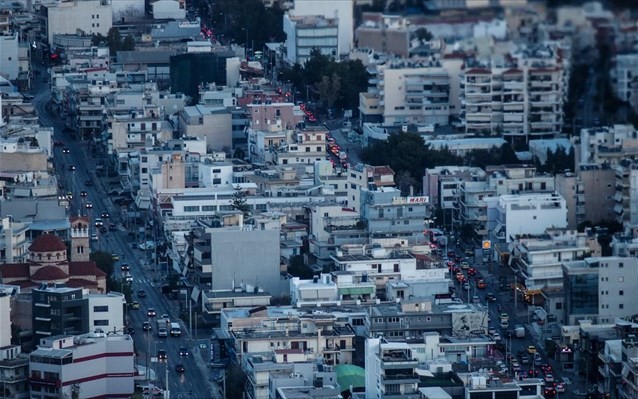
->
[556,383,565,393]
[544,373,554,383]
[488,327,497,335]
[491,332,502,341]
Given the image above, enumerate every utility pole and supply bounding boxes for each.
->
[189,296,192,339]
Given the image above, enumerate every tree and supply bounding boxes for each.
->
[106,28,122,55]
[225,364,247,399]
[315,73,340,110]
[91,251,115,277]
[91,33,106,46]
[121,35,135,51]
[231,186,251,215]
[415,28,433,43]
[396,170,416,196]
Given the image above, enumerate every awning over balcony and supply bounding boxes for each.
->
[338,287,374,296]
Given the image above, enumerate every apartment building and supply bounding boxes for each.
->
[247,101,305,132]
[460,43,567,141]
[619,335,638,399]
[360,59,451,127]
[578,125,638,166]
[612,53,638,112]
[0,293,29,399]
[346,164,395,212]
[456,165,555,238]
[32,285,125,342]
[288,0,353,57]
[201,285,271,325]
[510,230,593,291]
[177,105,232,152]
[108,108,171,152]
[331,245,447,299]
[273,126,327,167]
[355,15,411,57]
[0,217,30,264]
[42,0,113,45]
[307,204,368,264]
[283,14,338,64]
[562,257,638,325]
[244,353,323,399]
[365,340,420,399]
[29,333,134,399]
[612,160,638,225]
[494,193,568,243]
[221,306,356,366]
[423,166,487,213]
[289,272,377,307]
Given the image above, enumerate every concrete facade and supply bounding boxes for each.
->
[43,0,113,45]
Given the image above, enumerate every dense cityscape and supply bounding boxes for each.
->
[0,0,638,398]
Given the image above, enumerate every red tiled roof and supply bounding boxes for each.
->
[465,68,491,74]
[503,68,523,75]
[29,234,67,252]
[0,263,29,278]
[31,266,69,281]
[69,261,106,277]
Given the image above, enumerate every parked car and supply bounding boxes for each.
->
[138,241,156,250]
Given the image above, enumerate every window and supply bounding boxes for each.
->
[184,206,200,212]
[94,320,109,326]
[620,290,624,296]
[202,205,215,212]
[620,304,624,309]
[212,168,221,173]
[619,262,624,268]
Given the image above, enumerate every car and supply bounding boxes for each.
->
[85,202,93,209]
[62,147,70,154]
[126,326,135,335]
[111,253,120,261]
[488,327,497,335]
[463,282,470,290]
[472,295,480,304]
[121,263,130,271]
[147,308,156,317]
[142,321,151,331]
[555,383,565,393]
[99,226,107,233]
[477,279,487,289]
[160,314,169,320]
[90,234,98,241]
[175,364,185,373]
[67,164,75,171]
[486,292,496,301]
[544,373,554,383]
[467,267,476,275]
[500,312,509,321]
[520,354,530,364]
[527,345,537,354]
[544,387,557,398]
[80,191,88,197]
[157,349,167,361]
[138,241,156,250]
[491,332,502,341]
[108,223,118,231]
[447,250,455,258]
[179,346,190,356]
[101,212,110,219]
[137,289,146,298]
[84,178,93,186]
[130,301,140,310]
[465,248,474,256]
[53,140,64,147]
[460,261,470,269]
[94,218,104,227]
[125,274,133,283]
[541,364,553,374]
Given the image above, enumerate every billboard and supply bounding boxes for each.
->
[451,311,488,337]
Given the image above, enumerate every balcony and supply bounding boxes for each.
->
[381,373,420,384]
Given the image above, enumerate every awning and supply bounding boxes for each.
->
[335,365,365,391]
[339,287,374,296]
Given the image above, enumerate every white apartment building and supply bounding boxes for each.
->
[494,193,568,243]
[29,334,134,399]
[247,128,288,165]
[289,272,377,307]
[510,230,592,290]
[0,32,19,81]
[289,0,353,57]
[273,126,327,167]
[365,339,420,399]
[0,217,29,263]
[579,125,638,166]
[0,292,29,399]
[331,245,447,298]
[86,293,125,334]
[361,60,451,127]
[198,159,234,187]
[423,166,487,210]
[308,204,368,263]
[108,109,172,153]
[43,0,113,45]
[283,14,338,65]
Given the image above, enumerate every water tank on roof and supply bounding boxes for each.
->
[371,248,387,259]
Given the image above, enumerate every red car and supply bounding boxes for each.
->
[467,267,476,276]
[477,279,487,289]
